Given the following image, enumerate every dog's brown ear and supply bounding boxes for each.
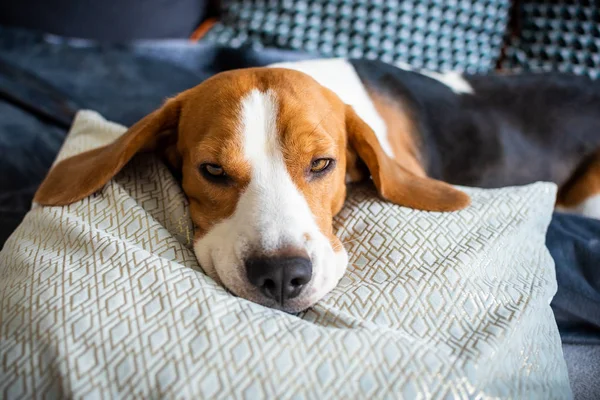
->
[345,105,470,212]
[34,98,181,206]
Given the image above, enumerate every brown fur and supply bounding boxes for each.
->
[557,151,600,208]
[34,67,471,254]
[345,105,470,212]
[273,81,348,252]
[368,90,426,178]
[34,98,181,205]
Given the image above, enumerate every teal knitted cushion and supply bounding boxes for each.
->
[502,1,599,79]
[203,0,511,73]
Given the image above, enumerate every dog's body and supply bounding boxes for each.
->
[34,58,600,312]
[271,58,600,213]
[351,59,600,192]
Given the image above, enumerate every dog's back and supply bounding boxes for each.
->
[351,59,600,191]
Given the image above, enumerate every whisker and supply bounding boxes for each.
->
[341,238,361,246]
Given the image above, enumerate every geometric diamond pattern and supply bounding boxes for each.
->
[203,0,511,74]
[502,1,600,79]
[0,111,570,398]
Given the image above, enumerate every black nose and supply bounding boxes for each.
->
[246,256,312,305]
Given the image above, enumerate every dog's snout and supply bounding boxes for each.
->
[246,256,312,305]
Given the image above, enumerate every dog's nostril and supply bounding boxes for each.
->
[264,279,276,290]
[290,274,310,287]
[246,256,313,305]
[262,279,276,298]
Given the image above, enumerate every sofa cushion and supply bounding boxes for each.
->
[204,0,511,73]
[503,1,599,79]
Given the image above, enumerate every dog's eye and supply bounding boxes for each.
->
[204,164,224,176]
[310,158,334,174]
[199,163,228,183]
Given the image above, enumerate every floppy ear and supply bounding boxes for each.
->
[345,105,470,212]
[34,98,181,206]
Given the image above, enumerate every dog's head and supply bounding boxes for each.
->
[35,67,469,312]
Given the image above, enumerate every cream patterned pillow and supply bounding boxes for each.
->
[0,111,570,399]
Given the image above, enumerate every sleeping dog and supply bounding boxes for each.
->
[35,58,600,313]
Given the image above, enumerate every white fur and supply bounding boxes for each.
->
[391,60,474,95]
[393,61,414,71]
[420,70,474,94]
[268,58,395,157]
[193,89,348,312]
[268,58,474,163]
[558,194,600,220]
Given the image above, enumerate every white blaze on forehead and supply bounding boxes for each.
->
[241,89,279,166]
[268,58,395,157]
[239,89,318,251]
[192,88,349,311]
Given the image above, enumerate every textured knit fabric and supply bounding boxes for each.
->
[204,0,511,73]
[0,111,570,399]
[503,1,600,79]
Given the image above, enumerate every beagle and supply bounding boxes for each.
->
[34,58,600,313]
